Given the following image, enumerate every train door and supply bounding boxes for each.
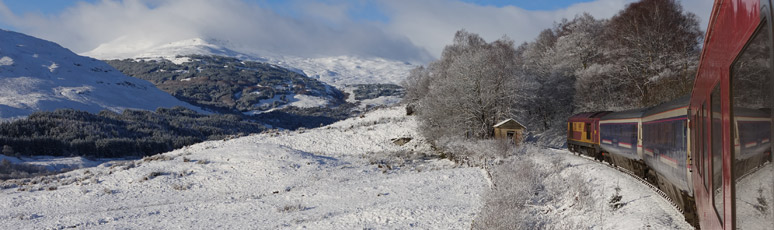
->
[729,0,774,228]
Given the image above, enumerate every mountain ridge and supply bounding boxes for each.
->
[82,37,417,88]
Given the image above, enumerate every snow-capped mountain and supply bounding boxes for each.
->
[0,29,204,121]
[83,38,417,88]
[83,38,252,63]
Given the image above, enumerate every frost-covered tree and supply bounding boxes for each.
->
[516,13,606,132]
[404,30,521,141]
[577,0,702,110]
[2,145,13,156]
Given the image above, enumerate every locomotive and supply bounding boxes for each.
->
[568,0,773,228]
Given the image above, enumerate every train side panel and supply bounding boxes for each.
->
[689,0,774,229]
[599,109,648,177]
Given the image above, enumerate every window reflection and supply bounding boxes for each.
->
[712,86,723,222]
[731,21,773,229]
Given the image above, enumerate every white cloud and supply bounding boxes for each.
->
[379,0,714,58]
[0,0,715,62]
[0,0,432,62]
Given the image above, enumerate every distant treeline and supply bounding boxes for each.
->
[0,107,265,158]
[350,84,405,100]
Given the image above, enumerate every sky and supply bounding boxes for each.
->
[0,0,714,63]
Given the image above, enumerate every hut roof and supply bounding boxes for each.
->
[493,119,526,129]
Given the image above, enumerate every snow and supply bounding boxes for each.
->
[82,38,416,88]
[243,94,331,115]
[0,155,132,173]
[538,149,693,229]
[0,56,13,66]
[0,29,205,121]
[357,96,403,109]
[289,94,329,108]
[735,163,773,230]
[46,62,58,72]
[0,107,486,229]
[265,55,415,88]
[0,106,697,229]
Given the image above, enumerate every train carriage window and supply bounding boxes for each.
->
[730,20,773,229]
[703,103,709,192]
[711,85,724,223]
[689,114,701,171]
[701,103,710,191]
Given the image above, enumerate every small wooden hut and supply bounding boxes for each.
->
[493,119,526,144]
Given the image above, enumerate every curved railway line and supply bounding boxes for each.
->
[567,151,685,215]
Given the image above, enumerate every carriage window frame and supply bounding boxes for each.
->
[710,85,724,223]
[729,14,774,228]
[702,103,709,192]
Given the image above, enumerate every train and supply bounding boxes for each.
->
[568,0,773,229]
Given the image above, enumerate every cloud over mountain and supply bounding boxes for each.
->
[0,0,712,62]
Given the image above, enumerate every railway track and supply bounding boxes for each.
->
[563,150,685,215]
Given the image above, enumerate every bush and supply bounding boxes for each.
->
[434,137,515,167]
[0,159,52,180]
[472,153,545,229]
[350,84,405,100]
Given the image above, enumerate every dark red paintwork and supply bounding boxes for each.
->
[690,0,762,229]
[568,111,612,145]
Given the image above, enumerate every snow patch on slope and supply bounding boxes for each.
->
[0,56,13,66]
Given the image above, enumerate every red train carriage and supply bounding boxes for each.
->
[690,0,774,228]
[568,111,611,159]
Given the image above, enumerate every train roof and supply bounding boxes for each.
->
[569,111,612,119]
[643,96,691,117]
[601,108,649,120]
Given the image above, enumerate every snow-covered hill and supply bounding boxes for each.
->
[0,29,204,121]
[0,106,697,229]
[0,107,488,229]
[83,38,417,88]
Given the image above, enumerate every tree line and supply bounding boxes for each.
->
[403,0,702,145]
[0,107,265,158]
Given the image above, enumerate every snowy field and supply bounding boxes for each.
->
[0,155,132,173]
[0,107,487,229]
[0,106,693,229]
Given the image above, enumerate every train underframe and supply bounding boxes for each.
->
[567,140,603,161]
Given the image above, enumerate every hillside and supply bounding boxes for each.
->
[0,29,203,121]
[0,106,692,229]
[0,106,488,229]
[82,38,416,88]
[106,55,347,115]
